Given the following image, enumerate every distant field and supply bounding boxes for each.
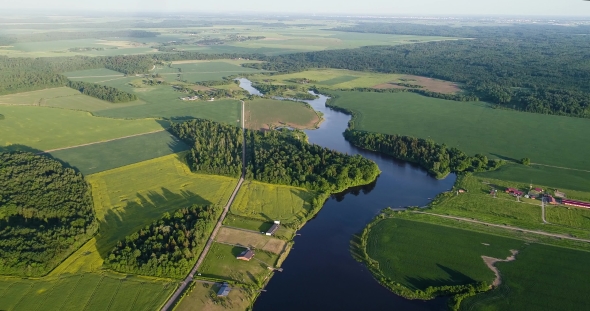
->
[152,61,262,83]
[49,130,189,175]
[0,272,174,311]
[198,243,278,285]
[0,39,158,57]
[231,181,316,225]
[0,105,162,151]
[245,98,320,130]
[328,91,590,186]
[175,281,251,311]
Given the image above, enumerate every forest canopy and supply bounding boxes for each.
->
[67,80,138,103]
[0,152,97,277]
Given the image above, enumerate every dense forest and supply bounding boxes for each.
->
[245,26,590,118]
[0,152,97,277]
[171,119,380,192]
[105,205,219,278]
[344,129,504,178]
[67,80,138,103]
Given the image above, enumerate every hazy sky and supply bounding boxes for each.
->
[2,0,589,16]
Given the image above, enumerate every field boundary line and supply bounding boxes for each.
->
[413,211,590,243]
[39,129,167,153]
[531,163,590,173]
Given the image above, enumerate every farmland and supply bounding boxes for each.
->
[245,98,321,130]
[216,227,288,255]
[49,130,189,175]
[151,61,262,83]
[230,180,317,225]
[0,105,162,151]
[328,91,590,171]
[175,282,252,311]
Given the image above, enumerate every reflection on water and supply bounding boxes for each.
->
[238,80,455,311]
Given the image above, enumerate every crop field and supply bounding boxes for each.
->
[0,272,175,311]
[328,91,590,173]
[175,282,252,311]
[199,243,278,285]
[152,61,263,83]
[230,181,316,225]
[367,217,525,290]
[245,98,320,130]
[461,243,590,311]
[0,105,162,151]
[49,130,189,175]
[0,39,158,58]
[545,206,590,231]
[216,227,287,254]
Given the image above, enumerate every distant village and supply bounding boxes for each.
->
[497,185,590,208]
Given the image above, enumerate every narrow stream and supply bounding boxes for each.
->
[237,79,456,311]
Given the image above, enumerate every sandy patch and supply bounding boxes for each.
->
[482,249,518,287]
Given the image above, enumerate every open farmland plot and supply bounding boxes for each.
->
[327,91,590,177]
[0,273,174,311]
[245,98,321,130]
[231,181,316,225]
[175,282,252,311]
[198,243,278,285]
[0,105,162,151]
[0,39,157,58]
[366,217,525,291]
[216,227,287,254]
[152,61,263,83]
[49,130,189,175]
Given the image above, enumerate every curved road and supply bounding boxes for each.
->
[160,100,246,311]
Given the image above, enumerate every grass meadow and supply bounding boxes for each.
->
[366,217,525,290]
[223,216,295,240]
[49,130,189,175]
[198,243,278,285]
[328,91,590,171]
[0,39,158,58]
[230,181,317,225]
[245,98,320,130]
[0,105,162,151]
[175,282,252,311]
[216,227,287,254]
[0,272,175,311]
[152,61,262,83]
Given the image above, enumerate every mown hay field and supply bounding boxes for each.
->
[198,243,278,285]
[327,91,590,174]
[49,130,189,175]
[175,282,252,311]
[216,227,287,254]
[0,272,175,311]
[245,98,320,130]
[230,181,316,225]
[0,105,162,151]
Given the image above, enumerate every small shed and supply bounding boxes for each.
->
[265,220,281,236]
[534,187,543,193]
[236,249,254,261]
[217,283,231,297]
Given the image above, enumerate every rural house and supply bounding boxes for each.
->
[217,283,231,297]
[265,221,281,236]
[236,249,255,261]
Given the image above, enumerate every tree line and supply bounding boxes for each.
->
[0,152,97,277]
[105,205,219,278]
[170,119,380,192]
[67,80,138,103]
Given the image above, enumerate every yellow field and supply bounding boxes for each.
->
[216,227,287,254]
[230,181,316,224]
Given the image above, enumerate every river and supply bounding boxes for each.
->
[237,79,456,311]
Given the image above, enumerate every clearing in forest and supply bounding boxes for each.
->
[245,98,321,130]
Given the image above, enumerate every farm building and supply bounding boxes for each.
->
[555,190,567,198]
[236,249,255,261]
[217,283,231,297]
[265,221,281,236]
[506,188,524,197]
[180,96,198,101]
[562,199,590,209]
[544,195,557,205]
[534,187,543,192]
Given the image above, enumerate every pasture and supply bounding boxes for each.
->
[328,91,590,181]
[248,69,460,92]
[366,217,525,291]
[216,227,287,254]
[230,181,316,225]
[49,130,189,175]
[0,39,157,58]
[198,243,278,285]
[0,272,175,311]
[0,105,162,151]
[245,98,321,130]
[175,282,252,311]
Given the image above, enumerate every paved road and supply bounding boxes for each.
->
[160,101,246,311]
[413,211,590,243]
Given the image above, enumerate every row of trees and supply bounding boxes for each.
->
[105,205,219,278]
[344,129,504,178]
[170,119,380,192]
[0,152,97,277]
[67,81,138,103]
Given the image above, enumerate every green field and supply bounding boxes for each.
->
[0,272,174,311]
[0,105,162,151]
[152,61,262,83]
[367,217,525,290]
[0,39,158,58]
[230,181,316,225]
[175,282,252,311]
[328,90,590,189]
[49,130,189,175]
[245,98,320,130]
[198,243,278,285]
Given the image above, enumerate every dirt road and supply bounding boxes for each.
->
[160,100,246,311]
